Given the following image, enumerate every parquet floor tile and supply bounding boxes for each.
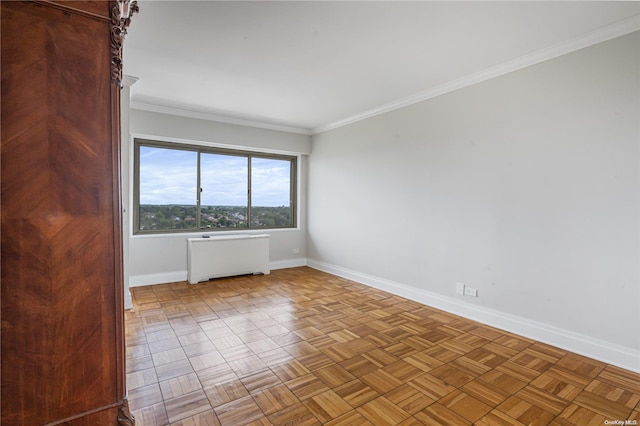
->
[204,379,249,407]
[267,402,321,426]
[129,383,164,409]
[252,384,299,415]
[438,389,493,422]
[164,389,211,423]
[334,379,378,408]
[530,371,583,401]
[155,359,195,382]
[195,363,237,389]
[572,389,634,419]
[170,409,221,426]
[429,363,476,387]
[556,404,607,426]
[408,372,456,400]
[126,267,640,425]
[598,365,640,393]
[360,368,405,394]
[128,367,160,391]
[304,389,353,423]
[476,409,527,426]
[462,377,513,407]
[515,386,571,415]
[496,394,556,425]
[323,410,374,426]
[356,396,410,425]
[393,387,436,416]
[414,402,472,425]
[148,336,183,354]
[214,395,264,426]
[241,369,283,394]
[286,373,331,401]
[131,401,170,426]
[160,373,203,400]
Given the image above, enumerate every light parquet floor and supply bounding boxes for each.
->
[125,267,640,425]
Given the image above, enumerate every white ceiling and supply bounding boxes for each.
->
[123,1,640,134]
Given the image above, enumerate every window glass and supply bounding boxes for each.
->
[138,146,198,231]
[251,157,292,227]
[200,153,248,229]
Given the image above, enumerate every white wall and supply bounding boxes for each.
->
[127,109,310,285]
[308,33,640,370]
[120,77,137,309]
[131,109,311,155]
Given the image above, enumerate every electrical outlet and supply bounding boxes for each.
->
[464,287,478,297]
[293,248,300,254]
[456,282,465,295]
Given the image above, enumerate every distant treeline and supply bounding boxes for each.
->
[139,205,291,231]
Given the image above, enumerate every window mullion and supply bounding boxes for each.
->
[247,156,252,228]
[196,151,201,230]
[290,158,296,227]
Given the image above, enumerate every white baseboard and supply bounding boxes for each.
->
[129,270,188,287]
[270,258,308,270]
[307,259,640,373]
[124,288,133,310]
[128,258,307,288]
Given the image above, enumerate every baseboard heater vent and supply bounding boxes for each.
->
[187,234,270,284]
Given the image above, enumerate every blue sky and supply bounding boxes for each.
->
[139,146,291,207]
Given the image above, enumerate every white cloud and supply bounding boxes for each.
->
[139,147,291,206]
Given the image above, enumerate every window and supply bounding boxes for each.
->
[134,139,296,234]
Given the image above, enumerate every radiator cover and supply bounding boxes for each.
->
[187,234,270,284]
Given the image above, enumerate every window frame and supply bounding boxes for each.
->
[133,138,297,235]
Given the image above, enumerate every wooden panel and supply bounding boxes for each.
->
[66,406,121,426]
[55,1,111,18]
[1,1,125,424]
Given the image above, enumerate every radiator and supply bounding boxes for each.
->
[187,234,270,284]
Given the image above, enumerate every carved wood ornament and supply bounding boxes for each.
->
[111,0,139,87]
[118,399,135,426]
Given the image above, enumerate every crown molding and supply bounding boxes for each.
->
[122,75,139,87]
[311,15,640,135]
[130,100,312,136]
[128,16,639,137]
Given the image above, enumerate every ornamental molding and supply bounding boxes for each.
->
[111,0,139,87]
[117,399,135,426]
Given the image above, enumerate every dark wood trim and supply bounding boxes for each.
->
[32,0,111,21]
[112,76,127,400]
[117,399,135,426]
[44,402,121,426]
